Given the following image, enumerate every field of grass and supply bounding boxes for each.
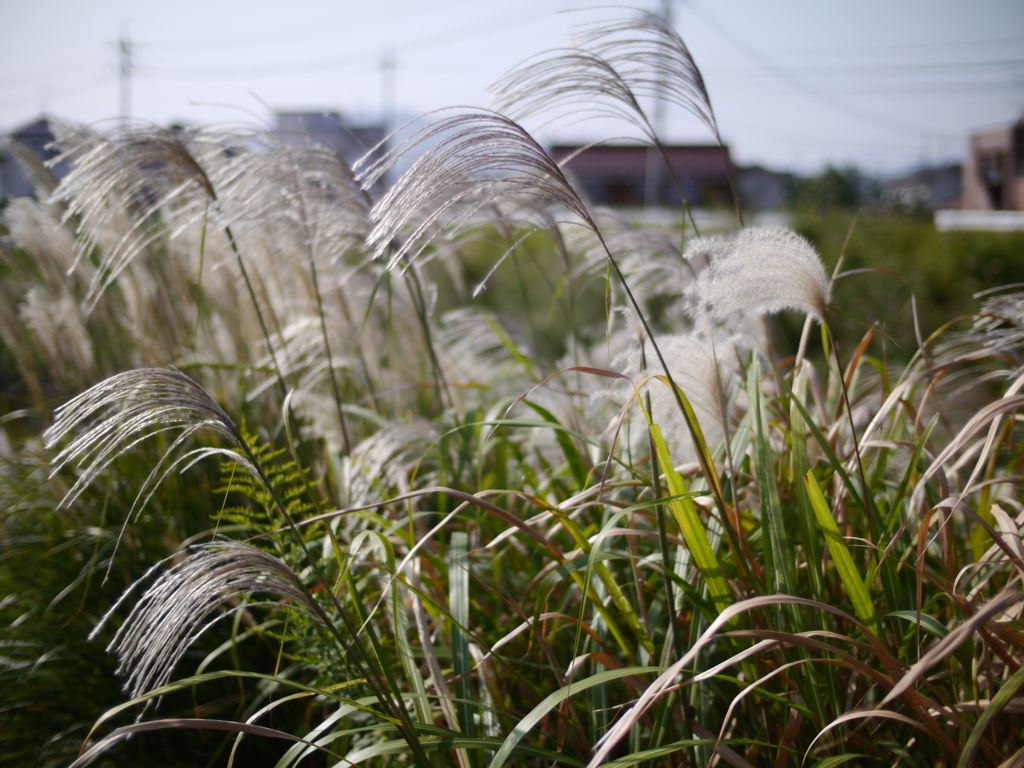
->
[3,10,1024,768]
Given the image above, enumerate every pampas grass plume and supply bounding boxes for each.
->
[95,540,317,698]
[683,227,830,322]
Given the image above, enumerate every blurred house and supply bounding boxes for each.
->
[275,112,384,171]
[961,114,1024,211]
[737,165,795,211]
[882,164,962,212]
[0,117,69,199]
[551,144,734,208]
[550,144,791,211]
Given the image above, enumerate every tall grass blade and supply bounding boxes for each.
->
[649,423,731,613]
[803,470,880,636]
[750,355,795,603]
[449,531,477,760]
[486,667,663,768]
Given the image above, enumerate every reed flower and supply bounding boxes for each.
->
[937,288,1024,374]
[647,332,736,435]
[357,110,594,270]
[94,540,317,698]
[490,10,720,142]
[48,122,218,308]
[684,227,830,322]
[44,368,250,513]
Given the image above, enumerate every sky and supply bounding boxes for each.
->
[1,0,1022,175]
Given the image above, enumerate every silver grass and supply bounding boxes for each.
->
[633,331,738,455]
[96,540,316,698]
[252,270,432,416]
[44,368,250,511]
[20,287,95,383]
[490,50,652,136]
[572,12,721,138]
[204,135,370,274]
[490,10,720,141]
[356,110,595,270]
[448,195,582,299]
[239,135,370,245]
[4,198,91,289]
[256,314,355,394]
[345,419,439,506]
[435,308,523,393]
[683,226,830,322]
[568,212,694,313]
[48,121,220,307]
[936,288,1024,374]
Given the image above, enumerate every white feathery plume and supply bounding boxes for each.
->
[490,49,650,135]
[213,134,370,258]
[572,12,721,138]
[48,121,219,309]
[621,331,739,459]
[449,195,582,299]
[4,198,92,290]
[44,368,251,512]
[683,227,830,322]
[95,540,317,699]
[936,288,1024,374]
[356,110,595,270]
[20,287,95,382]
[568,211,694,313]
[435,308,521,391]
[490,10,720,143]
[345,419,439,506]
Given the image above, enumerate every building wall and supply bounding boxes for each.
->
[962,121,1024,211]
[550,144,735,208]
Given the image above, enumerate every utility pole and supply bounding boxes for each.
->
[119,23,133,128]
[644,0,672,208]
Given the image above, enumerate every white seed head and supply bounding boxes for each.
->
[44,368,248,512]
[98,540,317,698]
[683,227,830,322]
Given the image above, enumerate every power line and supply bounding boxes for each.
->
[0,72,110,110]
[0,48,108,89]
[686,1,971,140]
[709,59,1024,76]
[136,0,556,81]
[765,34,1024,56]
[142,0,484,51]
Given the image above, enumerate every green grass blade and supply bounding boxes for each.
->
[345,735,586,766]
[750,355,795,600]
[483,314,538,380]
[393,576,434,727]
[649,424,731,614]
[450,532,476,750]
[810,755,867,768]
[886,610,948,639]
[957,665,1024,768]
[789,366,825,601]
[767,356,865,512]
[804,470,880,635]
[486,666,663,768]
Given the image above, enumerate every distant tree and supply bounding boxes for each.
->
[792,163,878,209]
